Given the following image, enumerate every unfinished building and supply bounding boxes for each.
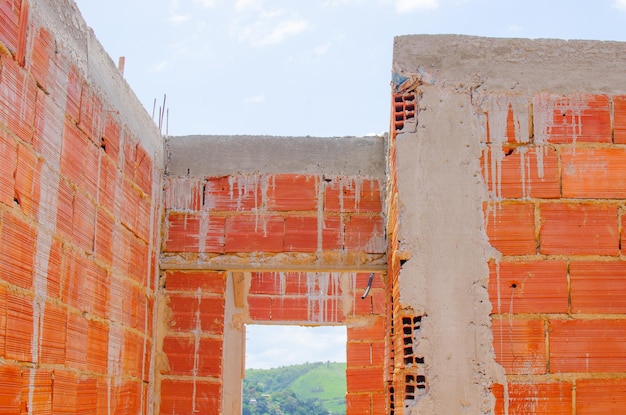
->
[1,0,626,413]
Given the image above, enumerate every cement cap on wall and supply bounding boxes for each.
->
[393,34,626,94]
[166,135,386,178]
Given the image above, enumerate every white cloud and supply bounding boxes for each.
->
[313,42,332,55]
[193,0,218,8]
[395,0,439,13]
[169,14,190,24]
[235,0,262,12]
[244,94,265,104]
[322,0,365,6]
[149,60,170,72]
[246,325,346,369]
[237,9,308,47]
[615,0,626,10]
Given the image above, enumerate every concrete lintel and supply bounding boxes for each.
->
[165,135,386,178]
[159,253,387,273]
[393,34,626,94]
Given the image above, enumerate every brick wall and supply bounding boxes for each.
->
[483,92,626,414]
[0,0,162,413]
[158,168,387,414]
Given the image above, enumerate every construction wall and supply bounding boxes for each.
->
[390,35,626,414]
[0,0,163,412]
[158,135,388,414]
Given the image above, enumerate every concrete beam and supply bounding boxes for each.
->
[165,135,386,178]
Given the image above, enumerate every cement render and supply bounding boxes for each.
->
[394,34,626,94]
[166,135,386,178]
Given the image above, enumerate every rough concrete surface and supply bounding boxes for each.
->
[166,135,386,178]
[395,90,499,414]
[393,34,626,94]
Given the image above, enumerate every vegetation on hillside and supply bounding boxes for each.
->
[243,362,346,415]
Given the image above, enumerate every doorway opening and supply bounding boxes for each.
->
[243,324,347,415]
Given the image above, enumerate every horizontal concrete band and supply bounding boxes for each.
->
[166,135,386,178]
[394,34,626,94]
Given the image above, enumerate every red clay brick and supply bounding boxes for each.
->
[5,291,34,362]
[95,209,114,265]
[539,203,619,255]
[71,190,97,253]
[168,294,224,334]
[347,342,385,367]
[14,143,42,218]
[534,93,611,143]
[65,312,88,370]
[614,95,626,144]
[0,285,7,356]
[570,260,626,313]
[0,0,22,56]
[247,295,272,321]
[51,369,78,414]
[492,318,546,375]
[549,319,626,373]
[493,382,572,415]
[162,335,222,377]
[352,288,385,317]
[266,174,318,211]
[55,177,74,242]
[0,54,36,142]
[86,319,108,374]
[485,202,536,256]
[0,211,36,289]
[164,178,203,211]
[0,129,17,206]
[62,251,108,318]
[272,296,310,322]
[122,330,144,378]
[78,85,103,143]
[27,26,54,92]
[488,260,568,314]
[562,148,626,198]
[344,215,385,253]
[322,215,343,250]
[346,394,372,414]
[102,112,121,162]
[576,379,626,414]
[65,66,82,122]
[60,118,99,198]
[204,175,262,212]
[225,215,284,253]
[325,178,383,213]
[165,212,225,253]
[97,152,118,214]
[347,316,386,342]
[131,144,153,197]
[284,215,318,252]
[27,369,53,414]
[165,271,226,293]
[159,379,221,414]
[481,146,560,199]
[0,364,22,414]
[346,367,385,393]
[39,302,67,365]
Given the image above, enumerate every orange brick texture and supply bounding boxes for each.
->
[163,174,385,256]
[483,93,626,413]
[385,92,422,415]
[0,2,159,413]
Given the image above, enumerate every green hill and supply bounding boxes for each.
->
[243,362,346,415]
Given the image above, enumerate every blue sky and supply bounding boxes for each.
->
[74,0,626,369]
[75,0,626,138]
